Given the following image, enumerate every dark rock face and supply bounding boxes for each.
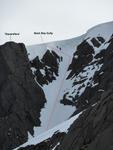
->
[0,42,46,150]
[91,38,101,47]
[90,37,105,48]
[97,36,105,43]
[30,50,62,86]
[67,40,94,78]
[58,87,113,150]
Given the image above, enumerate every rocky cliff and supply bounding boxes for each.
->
[30,49,62,86]
[0,42,46,150]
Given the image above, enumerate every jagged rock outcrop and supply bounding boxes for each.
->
[61,36,113,115]
[30,50,63,86]
[0,42,46,150]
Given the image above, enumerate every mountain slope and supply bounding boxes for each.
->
[26,22,113,135]
[15,21,113,150]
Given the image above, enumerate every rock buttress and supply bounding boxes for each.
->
[0,42,46,150]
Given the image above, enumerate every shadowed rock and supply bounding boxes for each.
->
[0,42,46,150]
[31,50,62,86]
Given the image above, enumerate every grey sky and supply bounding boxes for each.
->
[0,0,113,45]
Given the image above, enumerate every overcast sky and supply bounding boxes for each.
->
[0,0,113,45]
